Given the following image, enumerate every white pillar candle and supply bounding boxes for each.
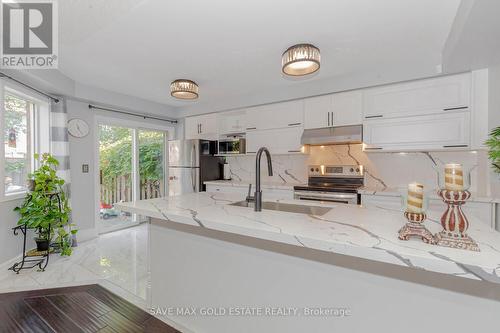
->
[407,182,424,213]
[444,163,464,191]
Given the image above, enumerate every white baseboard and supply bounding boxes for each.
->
[76,228,98,243]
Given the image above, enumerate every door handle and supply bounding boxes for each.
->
[443,145,468,148]
[443,106,468,112]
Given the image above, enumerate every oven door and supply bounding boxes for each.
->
[294,191,359,205]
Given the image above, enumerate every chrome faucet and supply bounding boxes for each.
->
[253,147,273,211]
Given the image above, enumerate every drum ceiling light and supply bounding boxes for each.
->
[281,44,320,76]
[170,79,199,100]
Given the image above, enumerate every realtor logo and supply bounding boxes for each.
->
[1,0,58,68]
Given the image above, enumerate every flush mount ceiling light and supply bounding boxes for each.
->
[170,79,199,100]
[281,44,320,76]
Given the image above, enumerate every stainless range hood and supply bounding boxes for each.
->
[300,125,363,146]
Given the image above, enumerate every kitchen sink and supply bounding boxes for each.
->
[229,200,332,216]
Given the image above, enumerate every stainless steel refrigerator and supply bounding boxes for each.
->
[168,140,222,196]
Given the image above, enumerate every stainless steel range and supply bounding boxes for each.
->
[294,165,364,205]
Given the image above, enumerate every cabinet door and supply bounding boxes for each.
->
[218,111,246,135]
[246,127,303,155]
[185,116,200,140]
[363,112,470,152]
[363,73,471,119]
[332,90,363,126]
[246,100,303,131]
[198,114,218,140]
[304,95,332,129]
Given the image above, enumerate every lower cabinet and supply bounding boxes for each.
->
[246,126,303,154]
[363,112,470,152]
[205,184,294,199]
[361,194,495,229]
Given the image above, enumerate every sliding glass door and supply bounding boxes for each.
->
[138,129,166,200]
[98,125,135,233]
[98,125,167,233]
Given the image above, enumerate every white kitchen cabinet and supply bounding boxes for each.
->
[363,112,470,152]
[245,100,303,131]
[218,110,246,135]
[246,126,303,155]
[304,91,362,129]
[363,73,471,120]
[206,183,294,199]
[361,194,495,229]
[185,114,218,140]
[304,95,332,129]
[332,90,363,126]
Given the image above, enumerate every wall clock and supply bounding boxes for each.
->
[67,118,90,138]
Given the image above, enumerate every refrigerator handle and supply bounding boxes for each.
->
[192,167,196,192]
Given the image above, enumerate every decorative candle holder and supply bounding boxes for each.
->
[433,163,479,251]
[398,211,435,244]
[398,184,434,244]
[434,190,480,251]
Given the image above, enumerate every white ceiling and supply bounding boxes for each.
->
[58,0,461,116]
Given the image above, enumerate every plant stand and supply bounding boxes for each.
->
[8,192,63,273]
[8,223,52,273]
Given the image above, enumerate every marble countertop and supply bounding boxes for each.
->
[115,192,500,284]
[358,187,500,204]
[204,180,302,190]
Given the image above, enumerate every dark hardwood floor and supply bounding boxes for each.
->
[0,284,180,333]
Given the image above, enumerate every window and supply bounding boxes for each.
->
[4,92,33,195]
[0,82,50,200]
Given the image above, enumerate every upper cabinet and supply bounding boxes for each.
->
[363,73,471,119]
[245,100,303,131]
[185,114,218,140]
[304,91,362,129]
[218,110,246,135]
[363,112,471,152]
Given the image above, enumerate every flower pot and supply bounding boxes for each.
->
[35,238,50,252]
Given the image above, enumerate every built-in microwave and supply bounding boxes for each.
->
[218,136,246,155]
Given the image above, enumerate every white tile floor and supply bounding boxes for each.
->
[0,224,149,307]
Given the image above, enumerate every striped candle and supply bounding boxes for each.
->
[407,182,424,213]
[444,163,464,191]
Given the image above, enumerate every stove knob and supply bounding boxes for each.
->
[356,168,360,173]
[350,168,354,173]
[315,168,319,172]
[310,168,314,172]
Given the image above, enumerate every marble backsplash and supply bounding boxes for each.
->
[224,144,490,195]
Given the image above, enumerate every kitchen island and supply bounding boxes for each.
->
[116,192,500,332]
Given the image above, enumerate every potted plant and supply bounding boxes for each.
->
[486,127,500,174]
[14,153,76,256]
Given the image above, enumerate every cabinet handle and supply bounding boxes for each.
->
[246,127,257,130]
[365,115,383,119]
[200,124,202,134]
[443,145,468,148]
[247,151,256,154]
[288,150,301,153]
[443,106,468,111]
[364,147,383,150]
[330,112,334,126]
[288,123,301,126]
[327,112,330,127]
